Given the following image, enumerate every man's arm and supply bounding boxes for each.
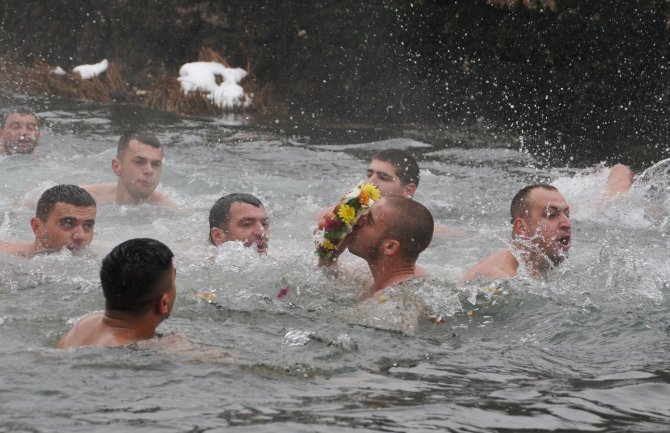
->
[0,241,37,257]
[603,164,634,201]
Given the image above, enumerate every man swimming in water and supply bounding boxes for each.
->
[0,184,96,257]
[0,107,40,155]
[365,149,420,198]
[82,131,176,206]
[462,184,572,281]
[208,193,269,254]
[58,238,176,348]
[319,196,434,299]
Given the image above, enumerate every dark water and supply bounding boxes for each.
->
[0,97,669,432]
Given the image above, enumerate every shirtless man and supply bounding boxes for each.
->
[463,184,572,281]
[209,193,269,254]
[0,184,96,257]
[0,107,40,155]
[58,238,177,348]
[82,131,176,206]
[320,196,434,299]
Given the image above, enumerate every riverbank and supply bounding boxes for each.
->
[2,1,670,168]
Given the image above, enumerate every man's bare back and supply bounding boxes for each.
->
[58,311,142,348]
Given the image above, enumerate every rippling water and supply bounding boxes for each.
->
[0,98,669,432]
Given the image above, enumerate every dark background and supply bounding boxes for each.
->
[2,0,669,168]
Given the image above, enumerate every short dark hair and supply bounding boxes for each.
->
[117,131,162,158]
[1,107,38,128]
[372,149,420,186]
[208,193,264,244]
[510,184,558,222]
[36,184,96,221]
[101,238,174,314]
[381,196,433,260]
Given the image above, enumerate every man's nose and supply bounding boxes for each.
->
[71,225,84,240]
[254,222,266,237]
[559,213,571,229]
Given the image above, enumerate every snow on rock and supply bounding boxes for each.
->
[73,59,109,79]
[178,61,251,109]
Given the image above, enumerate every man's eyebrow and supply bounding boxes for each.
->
[545,204,569,212]
[238,216,261,222]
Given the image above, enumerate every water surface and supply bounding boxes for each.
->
[1,99,669,432]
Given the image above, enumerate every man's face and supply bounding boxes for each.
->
[366,159,414,198]
[113,139,163,201]
[215,202,270,253]
[348,198,394,260]
[517,188,572,265]
[32,202,96,253]
[0,113,40,155]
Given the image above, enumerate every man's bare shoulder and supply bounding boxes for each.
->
[0,241,37,257]
[81,183,117,205]
[146,191,177,207]
[462,249,519,281]
[58,311,105,349]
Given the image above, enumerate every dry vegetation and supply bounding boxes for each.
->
[1,47,268,116]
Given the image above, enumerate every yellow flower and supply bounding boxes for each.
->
[360,183,381,202]
[338,204,357,225]
[321,239,337,250]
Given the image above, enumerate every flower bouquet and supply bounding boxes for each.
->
[316,182,381,260]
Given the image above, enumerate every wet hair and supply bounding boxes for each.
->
[35,184,96,222]
[117,131,162,158]
[380,196,433,260]
[1,107,38,128]
[372,149,420,186]
[101,238,174,314]
[208,193,264,244]
[510,184,558,222]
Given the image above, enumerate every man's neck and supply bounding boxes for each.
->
[363,259,421,299]
[512,241,554,279]
[102,310,159,341]
[114,184,144,205]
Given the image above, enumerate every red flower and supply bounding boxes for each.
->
[323,217,344,231]
[277,286,290,299]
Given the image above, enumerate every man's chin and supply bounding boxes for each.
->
[67,245,90,254]
[550,250,569,265]
[9,143,36,154]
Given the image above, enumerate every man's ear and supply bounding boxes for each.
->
[382,239,401,256]
[512,217,526,237]
[111,158,121,176]
[404,183,417,199]
[210,227,226,246]
[30,216,44,237]
[158,292,170,315]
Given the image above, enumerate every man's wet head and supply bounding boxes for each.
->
[112,131,164,203]
[0,107,40,155]
[209,193,270,253]
[510,184,571,265]
[31,184,96,253]
[101,238,176,320]
[365,149,419,198]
